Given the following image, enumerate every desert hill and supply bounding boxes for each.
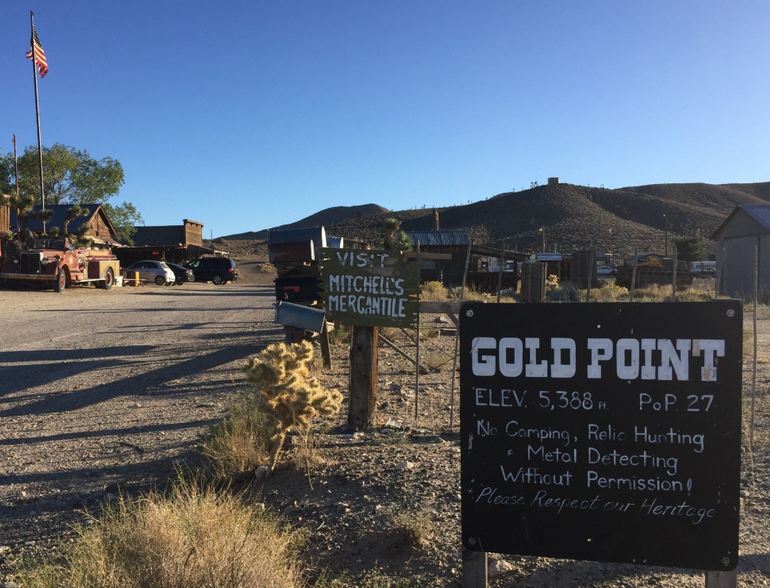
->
[218,181,770,256]
[219,203,388,241]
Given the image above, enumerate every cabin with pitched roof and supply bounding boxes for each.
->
[712,204,770,299]
[10,204,120,246]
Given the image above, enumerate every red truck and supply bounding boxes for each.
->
[0,237,120,292]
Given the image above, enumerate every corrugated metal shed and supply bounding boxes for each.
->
[407,230,470,247]
[713,204,770,299]
[712,204,770,240]
[742,205,770,231]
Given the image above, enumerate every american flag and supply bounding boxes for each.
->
[26,28,48,78]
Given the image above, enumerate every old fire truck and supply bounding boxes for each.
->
[0,237,120,292]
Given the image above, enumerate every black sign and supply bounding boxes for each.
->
[460,302,741,570]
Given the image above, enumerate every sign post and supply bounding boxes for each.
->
[320,248,419,429]
[460,301,742,578]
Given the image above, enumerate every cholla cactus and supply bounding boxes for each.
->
[244,341,342,470]
[546,274,560,292]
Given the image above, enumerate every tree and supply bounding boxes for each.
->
[0,144,141,243]
[103,202,143,245]
[674,236,706,262]
[0,144,123,204]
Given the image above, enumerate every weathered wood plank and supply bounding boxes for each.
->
[419,301,461,315]
[462,549,488,588]
[348,326,378,429]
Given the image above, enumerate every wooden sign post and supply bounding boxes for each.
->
[460,301,742,584]
[320,248,420,430]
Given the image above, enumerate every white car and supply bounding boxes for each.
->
[596,264,617,277]
[122,260,176,285]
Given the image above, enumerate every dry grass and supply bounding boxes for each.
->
[329,324,352,347]
[421,351,451,373]
[389,509,434,550]
[578,282,629,302]
[420,280,449,301]
[17,481,305,588]
[201,396,271,480]
[254,262,277,273]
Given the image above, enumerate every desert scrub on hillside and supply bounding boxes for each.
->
[201,396,272,480]
[244,341,343,470]
[16,482,305,588]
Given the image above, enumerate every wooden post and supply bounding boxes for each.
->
[449,243,473,430]
[672,246,678,301]
[414,309,420,424]
[585,249,594,303]
[751,235,759,450]
[319,321,332,369]
[630,248,638,301]
[704,570,737,588]
[462,549,488,588]
[496,246,504,303]
[348,325,378,429]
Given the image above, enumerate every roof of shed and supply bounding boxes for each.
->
[406,230,470,247]
[132,225,187,247]
[742,205,770,230]
[712,204,770,239]
[11,204,118,242]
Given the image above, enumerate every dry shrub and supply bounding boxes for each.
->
[420,280,449,301]
[201,397,271,480]
[380,326,400,341]
[633,284,668,301]
[589,282,629,302]
[389,509,434,550]
[255,262,277,273]
[459,289,486,301]
[329,324,352,347]
[546,274,560,291]
[677,284,716,302]
[421,351,450,372]
[17,482,304,588]
[244,341,342,470]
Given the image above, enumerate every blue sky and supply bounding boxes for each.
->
[2,1,769,236]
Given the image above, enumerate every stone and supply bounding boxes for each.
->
[488,558,515,578]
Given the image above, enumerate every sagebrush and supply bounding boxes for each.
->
[16,482,304,588]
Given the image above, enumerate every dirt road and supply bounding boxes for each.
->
[0,283,279,572]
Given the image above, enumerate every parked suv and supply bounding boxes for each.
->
[186,257,238,285]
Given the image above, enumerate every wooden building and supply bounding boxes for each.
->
[0,197,9,237]
[713,204,770,299]
[406,230,471,287]
[10,204,120,245]
[115,219,216,266]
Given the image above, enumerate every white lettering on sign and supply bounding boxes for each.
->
[471,337,726,382]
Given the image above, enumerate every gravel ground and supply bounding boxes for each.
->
[1,283,768,587]
[0,281,279,577]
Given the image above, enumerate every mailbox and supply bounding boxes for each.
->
[274,276,323,303]
[275,301,326,333]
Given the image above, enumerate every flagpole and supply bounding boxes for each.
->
[12,134,20,199]
[30,10,46,233]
